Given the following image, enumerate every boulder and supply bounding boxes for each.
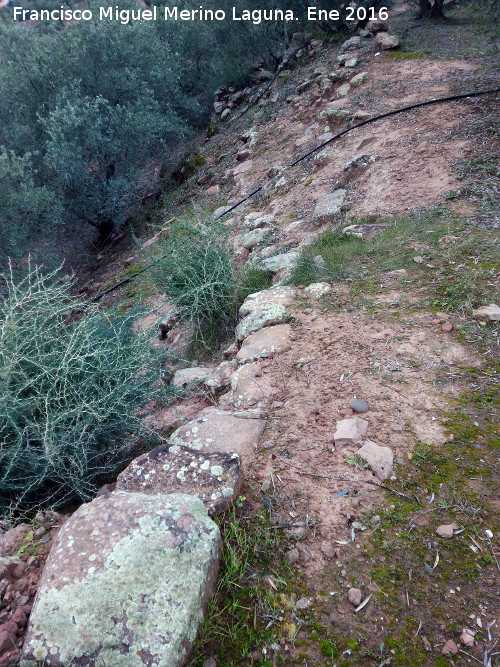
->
[244,213,275,230]
[236,303,292,341]
[21,492,220,667]
[375,32,400,50]
[350,71,369,86]
[236,228,271,251]
[358,440,393,481]
[367,19,388,32]
[260,252,300,274]
[334,417,369,445]
[341,36,361,50]
[312,190,346,226]
[204,360,237,392]
[116,444,242,515]
[169,407,266,463]
[237,324,292,363]
[239,286,296,317]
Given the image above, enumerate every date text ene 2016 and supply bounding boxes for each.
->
[308,6,389,21]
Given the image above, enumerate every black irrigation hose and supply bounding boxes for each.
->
[91,87,499,303]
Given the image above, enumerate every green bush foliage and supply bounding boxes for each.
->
[151,217,273,351]
[0,0,389,264]
[0,263,163,518]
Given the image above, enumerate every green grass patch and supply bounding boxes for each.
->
[187,505,293,666]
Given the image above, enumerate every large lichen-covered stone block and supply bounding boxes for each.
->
[238,286,296,318]
[236,304,292,342]
[116,444,242,515]
[169,407,265,464]
[21,492,220,667]
[236,324,291,364]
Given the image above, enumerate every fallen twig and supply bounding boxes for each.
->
[458,649,483,665]
[290,466,415,503]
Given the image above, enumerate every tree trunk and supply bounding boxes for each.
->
[97,218,115,246]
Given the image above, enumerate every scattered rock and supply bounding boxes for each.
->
[413,255,425,264]
[312,189,346,226]
[172,366,213,389]
[344,154,375,171]
[358,440,394,481]
[436,524,458,538]
[206,184,220,195]
[473,304,500,322]
[0,524,32,557]
[375,32,400,50]
[368,19,388,32]
[285,548,300,565]
[304,282,331,299]
[343,223,388,238]
[350,71,369,86]
[460,631,475,647]
[244,213,275,230]
[349,398,369,413]
[348,588,362,606]
[236,227,271,251]
[441,639,459,655]
[333,417,369,445]
[439,235,461,245]
[233,159,253,176]
[236,324,291,363]
[296,597,313,610]
[345,57,358,67]
[116,444,242,515]
[169,407,266,463]
[21,492,220,667]
[260,251,300,274]
[341,36,361,50]
[441,322,454,333]
[313,150,331,169]
[336,83,351,98]
[204,360,237,392]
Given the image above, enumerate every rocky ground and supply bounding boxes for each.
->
[1,3,498,666]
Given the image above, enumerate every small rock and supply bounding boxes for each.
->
[333,417,369,445]
[413,255,424,264]
[11,608,27,628]
[460,631,475,647]
[358,440,393,481]
[349,398,369,413]
[421,636,432,651]
[0,524,32,557]
[0,631,16,654]
[171,366,213,389]
[441,322,453,333]
[345,57,358,67]
[348,588,362,606]
[285,548,300,565]
[320,544,336,558]
[368,19,388,32]
[436,524,457,538]
[296,597,313,610]
[203,658,217,667]
[441,639,458,655]
[473,304,500,322]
